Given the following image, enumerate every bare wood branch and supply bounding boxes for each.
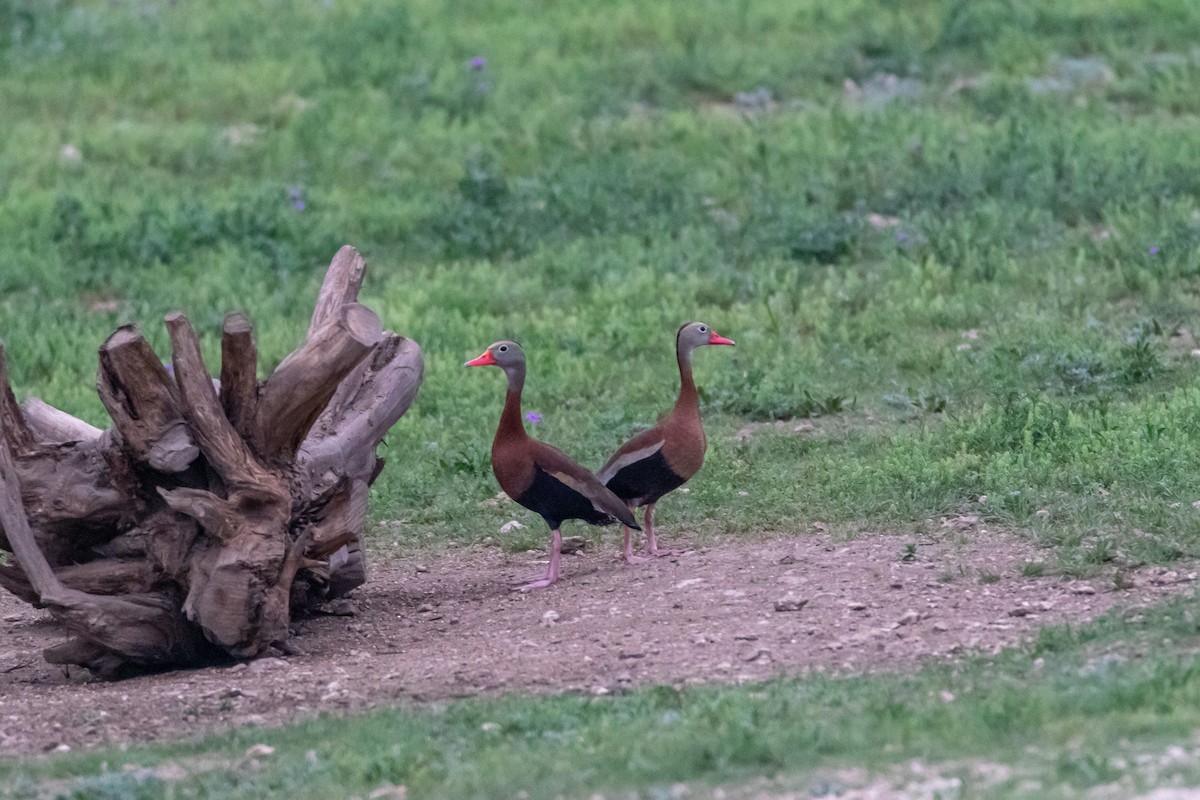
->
[255,303,383,461]
[0,559,151,602]
[43,639,128,678]
[164,312,277,490]
[219,313,258,442]
[303,335,423,479]
[1,437,206,668]
[306,245,366,339]
[0,341,36,455]
[327,539,367,600]
[98,325,198,473]
[306,477,369,559]
[0,438,66,603]
[158,487,238,543]
[6,439,133,561]
[20,398,102,444]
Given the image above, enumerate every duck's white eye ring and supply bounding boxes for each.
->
[498,345,508,352]
[698,325,707,333]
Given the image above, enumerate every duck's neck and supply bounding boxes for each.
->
[497,364,527,440]
[674,345,699,414]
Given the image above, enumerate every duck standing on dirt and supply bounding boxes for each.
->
[466,340,640,590]
[597,322,735,562]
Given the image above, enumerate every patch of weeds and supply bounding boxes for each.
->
[978,571,1001,584]
[1053,351,1109,394]
[1020,562,1047,578]
[900,542,917,562]
[710,369,852,421]
[45,188,341,283]
[788,215,860,265]
[1117,333,1164,387]
[56,771,166,800]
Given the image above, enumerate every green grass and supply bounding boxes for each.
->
[5,598,1200,799]
[4,0,1200,570]
[6,0,1200,794]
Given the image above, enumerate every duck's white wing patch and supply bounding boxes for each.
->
[597,440,665,485]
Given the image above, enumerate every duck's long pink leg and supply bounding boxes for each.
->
[622,515,649,564]
[643,504,679,558]
[515,529,563,591]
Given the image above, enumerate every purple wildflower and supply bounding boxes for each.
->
[469,56,487,70]
[163,362,174,376]
[524,411,542,424]
[1149,245,1159,255]
[896,230,908,244]
[287,185,306,211]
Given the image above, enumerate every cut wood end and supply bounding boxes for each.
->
[100,324,144,351]
[341,304,384,348]
[223,313,253,335]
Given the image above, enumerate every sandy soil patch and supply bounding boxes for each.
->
[1,530,1194,756]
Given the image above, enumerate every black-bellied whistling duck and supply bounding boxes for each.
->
[466,340,640,590]
[597,322,734,562]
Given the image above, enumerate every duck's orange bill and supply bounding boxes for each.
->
[464,349,497,367]
[708,332,736,346]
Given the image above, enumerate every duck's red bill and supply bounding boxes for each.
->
[708,332,736,346]
[464,349,497,367]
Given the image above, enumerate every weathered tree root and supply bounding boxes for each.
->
[0,245,423,676]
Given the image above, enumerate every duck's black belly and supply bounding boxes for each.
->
[604,449,686,507]
[516,467,615,530]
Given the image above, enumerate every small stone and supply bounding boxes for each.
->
[499,520,527,533]
[560,536,587,555]
[777,554,797,565]
[1070,584,1097,595]
[847,601,868,611]
[540,610,559,627]
[1008,607,1033,617]
[774,596,808,612]
[315,599,359,616]
[247,657,287,675]
[59,144,83,166]
[480,722,499,732]
[417,603,435,613]
[889,581,903,589]
[3,613,21,623]
[414,564,429,574]
[743,648,771,663]
[898,609,921,626]
[932,623,949,633]
[618,651,646,660]
[368,785,408,800]
[244,744,275,758]
[940,690,955,703]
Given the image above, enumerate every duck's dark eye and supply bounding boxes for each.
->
[698,326,707,333]
[498,345,508,352]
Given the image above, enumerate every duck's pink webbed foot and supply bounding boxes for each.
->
[621,524,649,564]
[513,529,563,591]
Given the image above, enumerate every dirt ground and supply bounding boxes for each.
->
[1,530,1196,757]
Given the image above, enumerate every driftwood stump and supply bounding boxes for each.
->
[0,246,423,676]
